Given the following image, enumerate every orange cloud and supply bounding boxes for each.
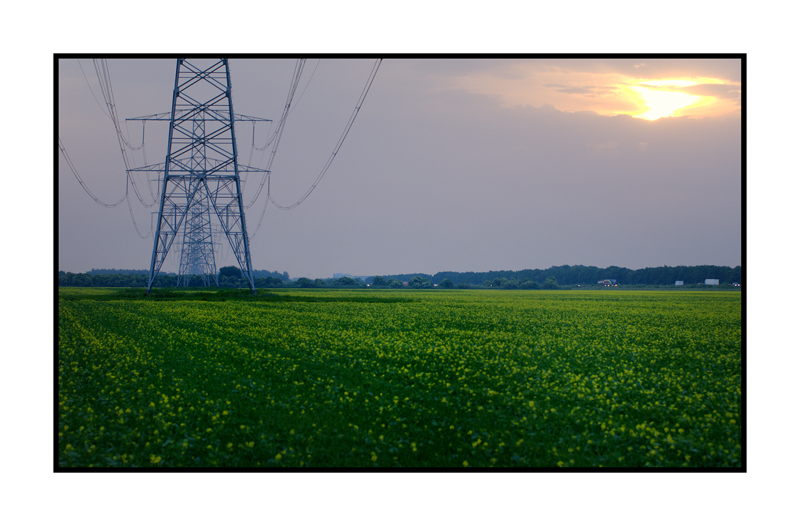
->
[439,61,741,120]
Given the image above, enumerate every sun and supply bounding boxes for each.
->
[628,86,704,120]
[623,79,718,120]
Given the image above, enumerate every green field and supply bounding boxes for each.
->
[57,287,742,468]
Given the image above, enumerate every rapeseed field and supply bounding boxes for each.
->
[57,288,741,468]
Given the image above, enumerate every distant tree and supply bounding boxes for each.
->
[483,280,492,287]
[372,276,387,287]
[409,276,433,288]
[388,279,404,288]
[457,282,471,289]
[219,266,242,279]
[314,278,327,288]
[519,280,539,290]
[543,276,559,289]
[222,274,249,288]
[296,277,315,288]
[75,274,93,287]
[336,276,357,287]
[267,277,283,287]
[440,278,454,289]
[502,279,519,289]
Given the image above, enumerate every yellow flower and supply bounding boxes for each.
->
[463,461,469,467]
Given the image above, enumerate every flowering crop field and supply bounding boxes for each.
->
[58,287,741,468]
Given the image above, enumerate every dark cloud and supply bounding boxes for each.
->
[555,86,597,94]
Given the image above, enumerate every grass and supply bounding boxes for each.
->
[57,287,741,469]
[58,287,413,303]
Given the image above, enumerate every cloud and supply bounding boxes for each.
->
[556,86,597,95]
[423,59,740,119]
[679,83,742,99]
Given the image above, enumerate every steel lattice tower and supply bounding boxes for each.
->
[177,185,217,287]
[128,59,270,293]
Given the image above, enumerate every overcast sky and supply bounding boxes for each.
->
[58,56,742,279]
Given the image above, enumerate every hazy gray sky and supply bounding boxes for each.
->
[58,57,741,278]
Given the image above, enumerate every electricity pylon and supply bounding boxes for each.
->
[177,185,216,287]
[128,59,270,293]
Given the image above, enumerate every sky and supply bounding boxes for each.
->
[58,56,741,279]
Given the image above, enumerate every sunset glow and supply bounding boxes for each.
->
[626,84,707,120]
[445,64,739,121]
[624,78,727,120]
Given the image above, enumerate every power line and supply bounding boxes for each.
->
[126,190,154,239]
[270,59,382,211]
[92,59,158,209]
[60,137,154,237]
[78,59,112,120]
[59,137,127,208]
[245,59,307,209]
[286,59,321,119]
[249,58,382,237]
[244,59,320,168]
[67,58,382,247]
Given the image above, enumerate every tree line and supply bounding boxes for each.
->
[373,264,741,287]
[58,264,741,289]
[59,267,290,289]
